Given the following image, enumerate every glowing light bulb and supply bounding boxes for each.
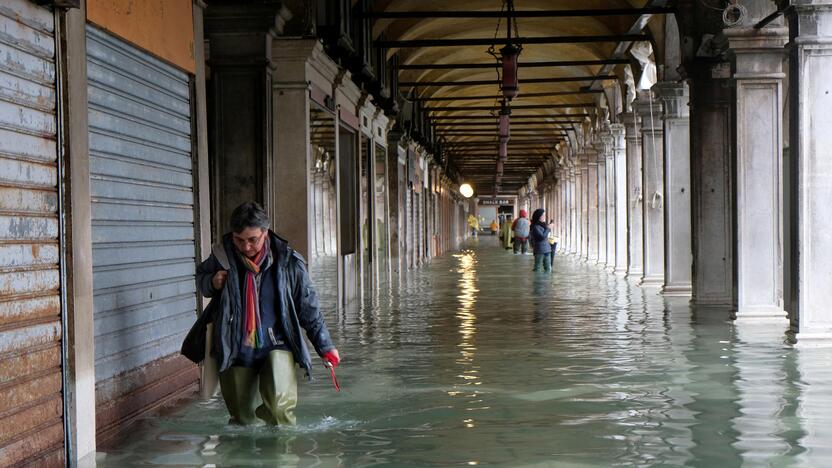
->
[460,183,474,198]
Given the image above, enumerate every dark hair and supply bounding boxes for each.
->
[531,208,546,225]
[230,201,270,233]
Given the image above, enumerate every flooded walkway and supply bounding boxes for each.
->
[99,237,832,467]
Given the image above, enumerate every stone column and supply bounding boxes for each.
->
[586,150,599,262]
[272,40,340,260]
[579,157,589,259]
[611,124,629,274]
[622,111,644,278]
[785,3,832,345]
[595,143,608,265]
[636,95,665,286]
[570,166,579,254]
[604,133,616,270]
[726,25,789,320]
[690,62,735,307]
[564,171,571,253]
[205,3,285,238]
[657,82,693,296]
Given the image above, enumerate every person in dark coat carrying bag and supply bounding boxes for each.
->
[529,208,552,272]
[194,201,340,425]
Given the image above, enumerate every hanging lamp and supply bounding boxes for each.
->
[500,0,521,101]
[498,100,511,143]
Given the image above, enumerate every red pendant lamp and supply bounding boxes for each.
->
[500,0,521,101]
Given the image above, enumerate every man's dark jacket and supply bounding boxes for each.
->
[194,231,335,379]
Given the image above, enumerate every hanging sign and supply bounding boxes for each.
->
[481,198,513,206]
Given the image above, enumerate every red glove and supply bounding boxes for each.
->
[323,349,340,368]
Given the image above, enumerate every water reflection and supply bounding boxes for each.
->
[98,237,832,467]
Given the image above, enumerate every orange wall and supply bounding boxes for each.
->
[87,0,195,74]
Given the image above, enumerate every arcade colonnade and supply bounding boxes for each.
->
[531,2,832,350]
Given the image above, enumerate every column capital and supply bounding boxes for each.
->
[634,98,663,132]
[581,148,598,166]
[787,2,832,47]
[609,123,626,151]
[726,27,788,79]
[655,82,689,119]
[619,111,641,141]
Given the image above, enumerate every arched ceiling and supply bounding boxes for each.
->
[367,0,668,195]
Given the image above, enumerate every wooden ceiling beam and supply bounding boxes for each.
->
[361,8,673,19]
[401,76,616,87]
[430,113,589,120]
[427,103,594,111]
[400,59,630,70]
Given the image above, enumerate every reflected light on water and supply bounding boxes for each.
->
[452,250,480,394]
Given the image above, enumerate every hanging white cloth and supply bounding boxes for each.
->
[629,41,657,91]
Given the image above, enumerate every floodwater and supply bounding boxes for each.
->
[98,237,832,467]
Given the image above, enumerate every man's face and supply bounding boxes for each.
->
[232,227,267,259]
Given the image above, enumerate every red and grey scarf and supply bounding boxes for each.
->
[239,240,270,349]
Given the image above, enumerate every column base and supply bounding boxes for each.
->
[626,268,644,281]
[787,328,832,348]
[691,298,733,308]
[639,275,664,287]
[732,306,788,322]
[614,266,627,276]
[661,283,692,297]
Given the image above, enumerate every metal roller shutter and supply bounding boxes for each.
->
[86,25,198,438]
[0,1,65,466]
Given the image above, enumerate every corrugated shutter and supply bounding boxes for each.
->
[0,1,65,466]
[86,25,198,436]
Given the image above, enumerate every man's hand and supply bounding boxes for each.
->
[323,349,340,368]
[212,270,228,290]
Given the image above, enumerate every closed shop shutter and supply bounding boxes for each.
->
[0,1,65,466]
[86,25,198,440]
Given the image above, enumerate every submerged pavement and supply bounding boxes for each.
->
[98,236,832,467]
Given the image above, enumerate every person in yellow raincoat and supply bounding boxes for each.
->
[467,214,479,237]
[500,216,514,249]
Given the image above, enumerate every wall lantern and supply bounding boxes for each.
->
[459,183,474,198]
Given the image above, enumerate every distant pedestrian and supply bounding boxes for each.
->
[529,208,551,272]
[500,215,514,249]
[490,219,499,236]
[512,209,530,254]
[468,214,479,237]
[547,220,559,269]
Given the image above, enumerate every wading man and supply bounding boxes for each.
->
[196,201,340,425]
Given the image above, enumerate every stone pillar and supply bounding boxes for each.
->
[272,40,340,260]
[611,124,629,274]
[690,63,735,307]
[570,167,579,254]
[604,133,616,270]
[657,82,693,296]
[636,95,665,286]
[622,111,644,278]
[595,144,608,265]
[563,171,570,253]
[586,150,599,262]
[785,3,832,345]
[205,3,285,238]
[579,157,589,259]
[726,25,789,320]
